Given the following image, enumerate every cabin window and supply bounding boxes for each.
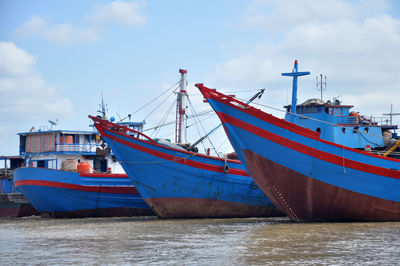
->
[342,128,346,133]
[365,127,369,133]
[353,126,359,134]
[316,128,321,134]
[37,160,45,168]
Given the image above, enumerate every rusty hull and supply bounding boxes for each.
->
[243,149,400,222]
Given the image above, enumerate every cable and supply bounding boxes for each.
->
[118,81,180,122]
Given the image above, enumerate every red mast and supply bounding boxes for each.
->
[175,69,187,144]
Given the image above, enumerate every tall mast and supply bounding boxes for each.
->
[282,60,311,122]
[175,69,188,143]
[316,74,327,101]
[383,104,400,125]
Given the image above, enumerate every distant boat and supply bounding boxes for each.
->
[13,119,153,218]
[0,156,39,217]
[197,60,400,222]
[90,69,282,219]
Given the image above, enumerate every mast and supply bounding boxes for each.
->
[383,104,400,126]
[316,74,327,101]
[175,69,188,144]
[282,60,311,122]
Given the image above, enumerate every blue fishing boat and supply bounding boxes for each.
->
[197,60,400,222]
[13,119,153,218]
[90,69,282,219]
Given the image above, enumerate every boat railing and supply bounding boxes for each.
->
[0,169,13,179]
[335,116,357,125]
[89,115,157,143]
[335,115,395,126]
[55,143,100,153]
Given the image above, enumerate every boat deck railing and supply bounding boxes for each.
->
[0,169,13,179]
[335,115,395,127]
[55,143,100,153]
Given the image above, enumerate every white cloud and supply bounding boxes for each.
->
[86,0,146,26]
[12,1,145,45]
[14,15,47,38]
[212,0,400,125]
[13,16,100,45]
[0,42,74,154]
[42,23,101,45]
[245,0,355,31]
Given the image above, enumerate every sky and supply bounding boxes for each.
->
[1,0,400,156]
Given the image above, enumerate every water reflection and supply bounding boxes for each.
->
[1,216,399,265]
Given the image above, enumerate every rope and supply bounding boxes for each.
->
[118,152,198,165]
[187,97,220,156]
[118,81,180,122]
[143,109,214,132]
[150,98,176,138]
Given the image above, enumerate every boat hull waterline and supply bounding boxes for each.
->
[14,167,153,218]
[91,116,282,219]
[197,83,400,222]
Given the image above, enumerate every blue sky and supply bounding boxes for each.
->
[1,0,400,156]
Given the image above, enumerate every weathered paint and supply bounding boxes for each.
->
[244,149,400,222]
[198,83,400,222]
[91,116,283,219]
[145,197,281,219]
[14,167,153,218]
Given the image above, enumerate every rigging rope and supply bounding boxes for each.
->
[118,81,180,123]
[151,98,176,138]
[186,97,219,156]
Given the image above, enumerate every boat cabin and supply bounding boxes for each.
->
[284,99,398,149]
[17,121,144,173]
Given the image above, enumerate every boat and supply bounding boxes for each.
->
[90,69,282,219]
[13,117,154,218]
[197,60,400,222]
[0,156,39,217]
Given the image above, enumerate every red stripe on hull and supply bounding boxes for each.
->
[144,197,283,219]
[243,149,400,222]
[14,180,138,194]
[98,127,248,176]
[40,207,154,218]
[217,111,400,179]
[80,173,129,178]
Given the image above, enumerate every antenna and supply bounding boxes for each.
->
[48,119,58,129]
[316,74,327,101]
[97,91,108,119]
[383,104,400,125]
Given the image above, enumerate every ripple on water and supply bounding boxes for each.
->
[1,216,399,265]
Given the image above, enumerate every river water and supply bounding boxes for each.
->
[1,216,399,265]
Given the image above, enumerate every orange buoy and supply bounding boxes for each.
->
[77,162,91,174]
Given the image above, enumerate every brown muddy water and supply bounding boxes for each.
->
[1,216,399,265]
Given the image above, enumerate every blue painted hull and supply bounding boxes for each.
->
[198,84,400,222]
[14,167,153,218]
[92,117,282,219]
